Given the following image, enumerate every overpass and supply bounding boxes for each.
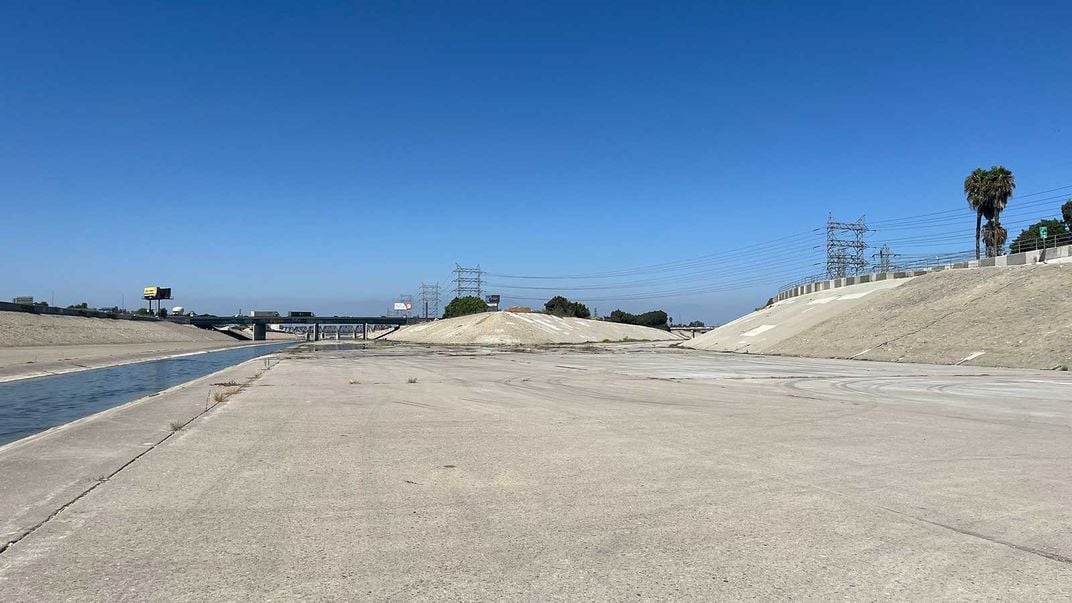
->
[170,315,409,341]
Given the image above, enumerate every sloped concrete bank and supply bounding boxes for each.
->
[684,264,1072,369]
[386,311,683,345]
[0,311,281,382]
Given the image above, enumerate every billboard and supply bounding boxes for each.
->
[393,302,413,311]
[143,286,172,300]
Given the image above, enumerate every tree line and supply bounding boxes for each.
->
[963,166,1072,257]
[440,294,672,330]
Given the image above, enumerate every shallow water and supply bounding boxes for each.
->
[0,342,295,446]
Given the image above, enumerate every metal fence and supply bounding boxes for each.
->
[777,231,1072,297]
[1009,231,1072,254]
[776,249,976,296]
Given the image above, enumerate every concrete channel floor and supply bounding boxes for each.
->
[1,342,1072,600]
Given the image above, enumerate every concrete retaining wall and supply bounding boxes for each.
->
[774,243,1072,304]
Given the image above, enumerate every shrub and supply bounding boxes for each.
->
[543,295,591,318]
[443,296,489,319]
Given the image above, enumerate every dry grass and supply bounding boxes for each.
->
[407,377,418,384]
[168,420,184,432]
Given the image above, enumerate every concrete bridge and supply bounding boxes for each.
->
[170,315,408,341]
[671,326,716,339]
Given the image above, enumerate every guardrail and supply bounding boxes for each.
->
[773,242,1072,304]
[1009,231,1072,254]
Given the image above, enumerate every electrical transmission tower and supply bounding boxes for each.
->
[419,283,441,319]
[394,294,414,318]
[872,244,897,273]
[453,264,484,299]
[826,215,870,279]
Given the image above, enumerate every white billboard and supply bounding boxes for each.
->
[393,302,413,311]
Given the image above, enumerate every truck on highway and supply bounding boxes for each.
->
[249,310,280,318]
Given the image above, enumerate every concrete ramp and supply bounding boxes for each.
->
[682,278,909,354]
[685,264,1072,370]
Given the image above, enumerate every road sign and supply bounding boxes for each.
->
[1040,226,1048,239]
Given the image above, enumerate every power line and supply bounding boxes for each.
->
[418,283,441,319]
[453,264,484,299]
[826,215,869,279]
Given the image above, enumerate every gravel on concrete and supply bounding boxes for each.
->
[386,311,683,345]
[685,264,1072,369]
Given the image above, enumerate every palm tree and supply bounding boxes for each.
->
[982,221,1007,257]
[964,166,1016,258]
[964,168,989,259]
[985,166,1015,257]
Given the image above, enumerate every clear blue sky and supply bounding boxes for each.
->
[3,1,1070,322]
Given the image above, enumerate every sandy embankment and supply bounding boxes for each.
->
[0,312,287,382]
[386,311,682,345]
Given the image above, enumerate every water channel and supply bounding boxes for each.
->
[0,342,295,447]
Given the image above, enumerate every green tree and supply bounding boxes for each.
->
[442,296,489,319]
[543,295,591,318]
[606,309,669,330]
[66,302,89,309]
[1010,218,1069,253]
[964,168,988,259]
[687,320,705,327]
[1062,199,1072,232]
[964,166,1016,258]
[982,222,1007,258]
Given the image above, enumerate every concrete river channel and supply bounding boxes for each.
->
[0,342,295,447]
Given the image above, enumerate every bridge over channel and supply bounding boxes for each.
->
[170,315,409,341]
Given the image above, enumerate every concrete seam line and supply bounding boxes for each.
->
[878,506,1072,566]
[0,359,280,556]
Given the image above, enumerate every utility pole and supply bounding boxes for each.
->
[872,244,897,273]
[419,283,441,319]
[826,215,869,278]
[453,264,484,299]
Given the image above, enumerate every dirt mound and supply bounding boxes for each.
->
[685,264,1072,369]
[385,312,683,345]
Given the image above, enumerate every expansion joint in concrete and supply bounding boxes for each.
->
[0,359,281,557]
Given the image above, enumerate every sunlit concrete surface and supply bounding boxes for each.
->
[2,342,1071,599]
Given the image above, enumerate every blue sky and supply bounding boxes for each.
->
[2,1,1070,322]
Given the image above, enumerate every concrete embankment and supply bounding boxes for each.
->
[0,311,286,382]
[386,311,683,345]
[0,350,282,551]
[683,263,1072,369]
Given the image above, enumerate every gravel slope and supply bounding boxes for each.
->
[386,312,683,345]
